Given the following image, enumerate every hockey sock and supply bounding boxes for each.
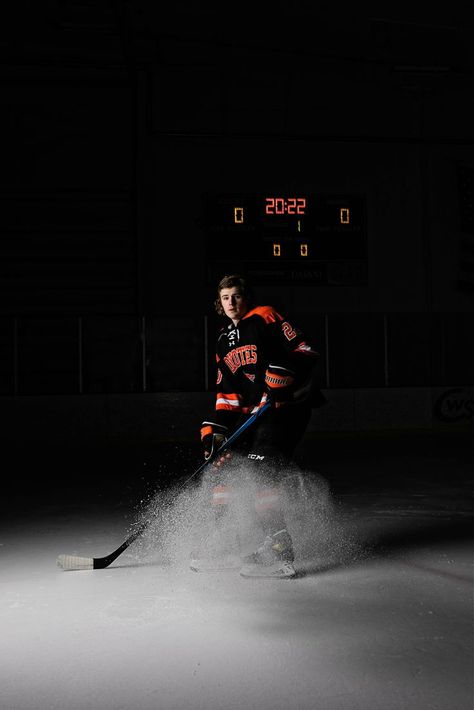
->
[258,508,288,537]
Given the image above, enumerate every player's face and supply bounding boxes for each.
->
[219,287,249,322]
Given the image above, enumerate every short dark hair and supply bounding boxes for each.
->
[214,274,254,315]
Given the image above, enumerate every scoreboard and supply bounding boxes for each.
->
[201,193,368,285]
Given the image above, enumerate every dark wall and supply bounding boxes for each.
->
[0,6,473,395]
[145,136,474,315]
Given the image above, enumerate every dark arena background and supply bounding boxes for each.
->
[0,5,473,710]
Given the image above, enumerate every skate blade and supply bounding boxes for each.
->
[239,560,296,579]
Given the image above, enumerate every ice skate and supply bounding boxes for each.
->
[239,529,296,579]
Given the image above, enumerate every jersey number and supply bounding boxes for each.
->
[282,321,297,340]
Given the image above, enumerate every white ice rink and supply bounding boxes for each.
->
[1,438,472,710]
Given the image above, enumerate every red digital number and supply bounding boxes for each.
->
[296,198,306,215]
[287,198,297,214]
[275,198,285,214]
[266,196,306,215]
[265,197,275,214]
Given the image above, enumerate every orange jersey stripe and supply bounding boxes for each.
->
[254,487,282,512]
[212,484,233,505]
[216,392,242,410]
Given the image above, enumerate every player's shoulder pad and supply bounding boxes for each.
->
[243,305,283,324]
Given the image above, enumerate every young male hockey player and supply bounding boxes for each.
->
[191,274,325,578]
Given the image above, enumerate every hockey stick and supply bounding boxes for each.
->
[57,401,271,570]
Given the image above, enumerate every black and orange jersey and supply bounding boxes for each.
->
[201,305,321,438]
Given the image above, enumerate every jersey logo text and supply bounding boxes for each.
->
[224,345,257,373]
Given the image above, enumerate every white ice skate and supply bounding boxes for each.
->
[239,529,297,579]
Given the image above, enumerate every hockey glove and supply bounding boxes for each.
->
[200,423,228,461]
[264,364,295,403]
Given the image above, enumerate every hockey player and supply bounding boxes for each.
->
[191,274,325,578]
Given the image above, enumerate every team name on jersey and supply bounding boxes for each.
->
[224,344,257,374]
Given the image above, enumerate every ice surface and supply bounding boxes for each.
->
[134,456,358,574]
[1,442,472,710]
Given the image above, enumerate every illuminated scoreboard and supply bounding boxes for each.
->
[201,193,368,285]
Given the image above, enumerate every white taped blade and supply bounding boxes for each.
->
[57,554,94,570]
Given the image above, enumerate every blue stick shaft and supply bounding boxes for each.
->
[78,402,272,570]
[182,401,271,484]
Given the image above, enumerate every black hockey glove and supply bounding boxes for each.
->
[264,364,295,403]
